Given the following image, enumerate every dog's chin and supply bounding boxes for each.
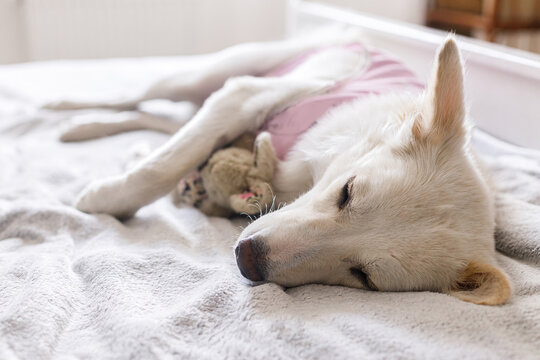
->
[239,275,299,291]
[235,273,267,287]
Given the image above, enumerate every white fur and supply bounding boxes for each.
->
[50,31,510,304]
[251,93,495,291]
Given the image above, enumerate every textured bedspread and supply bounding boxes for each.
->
[0,58,539,360]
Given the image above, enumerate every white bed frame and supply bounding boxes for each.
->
[291,2,540,150]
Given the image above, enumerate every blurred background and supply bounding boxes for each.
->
[1,0,539,64]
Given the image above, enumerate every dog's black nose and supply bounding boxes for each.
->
[235,236,267,282]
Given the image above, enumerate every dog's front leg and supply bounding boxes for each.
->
[75,76,333,218]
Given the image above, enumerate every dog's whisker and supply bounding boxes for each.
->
[247,200,262,217]
[252,199,262,218]
[267,184,276,211]
[239,212,254,224]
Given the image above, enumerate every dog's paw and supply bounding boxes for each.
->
[60,121,103,142]
[59,116,116,142]
[60,112,140,142]
[75,176,137,219]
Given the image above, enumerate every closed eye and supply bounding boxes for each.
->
[337,176,356,210]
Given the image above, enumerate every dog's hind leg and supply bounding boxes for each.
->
[42,41,319,112]
[74,76,334,218]
[43,28,362,112]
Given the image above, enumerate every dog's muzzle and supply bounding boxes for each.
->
[235,236,268,282]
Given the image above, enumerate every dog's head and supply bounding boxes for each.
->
[235,38,510,305]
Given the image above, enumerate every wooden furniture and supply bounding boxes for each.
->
[426,0,540,42]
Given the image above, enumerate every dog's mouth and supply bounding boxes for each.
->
[349,266,378,291]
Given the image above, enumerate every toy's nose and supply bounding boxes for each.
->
[235,236,267,282]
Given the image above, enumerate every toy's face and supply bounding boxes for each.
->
[178,141,276,216]
[201,148,254,208]
[198,134,277,216]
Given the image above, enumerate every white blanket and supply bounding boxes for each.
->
[0,58,539,360]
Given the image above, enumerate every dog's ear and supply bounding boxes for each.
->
[415,37,465,143]
[448,261,511,305]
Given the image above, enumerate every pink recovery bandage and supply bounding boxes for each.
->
[259,43,424,160]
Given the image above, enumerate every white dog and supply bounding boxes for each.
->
[48,30,510,305]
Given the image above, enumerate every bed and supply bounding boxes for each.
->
[1,4,540,359]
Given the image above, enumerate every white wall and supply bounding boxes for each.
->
[0,0,289,63]
[305,0,427,25]
[0,1,26,63]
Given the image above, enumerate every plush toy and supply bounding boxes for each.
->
[175,132,277,217]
